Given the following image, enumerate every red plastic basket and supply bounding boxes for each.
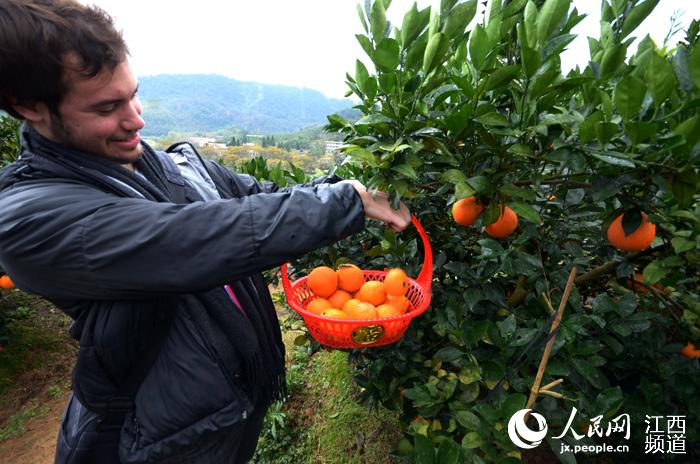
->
[281,215,432,348]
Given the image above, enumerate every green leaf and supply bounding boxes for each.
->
[501,183,536,201]
[510,202,541,223]
[356,34,374,58]
[523,1,538,49]
[374,38,401,71]
[355,60,370,92]
[466,176,489,192]
[671,237,695,254]
[469,24,489,71]
[536,0,570,46]
[461,431,483,449]
[344,147,378,166]
[673,46,694,93]
[642,260,670,285]
[406,31,430,70]
[442,169,467,184]
[671,167,698,208]
[370,0,388,40]
[613,75,646,121]
[592,293,617,314]
[454,410,481,430]
[442,0,477,40]
[401,2,421,48]
[501,393,527,420]
[355,113,394,125]
[484,65,521,91]
[357,2,369,34]
[391,163,418,179]
[595,387,625,418]
[579,111,604,143]
[520,44,541,78]
[436,439,461,464]
[600,44,627,79]
[423,32,445,74]
[565,188,585,204]
[646,51,676,106]
[625,121,657,145]
[474,112,510,127]
[621,0,660,39]
[455,181,476,199]
[435,347,464,363]
[618,292,637,317]
[415,434,437,464]
[593,122,619,145]
[690,45,700,90]
[571,357,608,389]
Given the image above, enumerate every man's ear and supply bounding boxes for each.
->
[8,98,51,124]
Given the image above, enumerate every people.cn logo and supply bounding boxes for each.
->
[507,409,548,449]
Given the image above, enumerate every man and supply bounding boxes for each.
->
[0,1,411,463]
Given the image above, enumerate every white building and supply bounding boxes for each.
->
[325,140,345,153]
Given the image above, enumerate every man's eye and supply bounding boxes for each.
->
[96,106,117,115]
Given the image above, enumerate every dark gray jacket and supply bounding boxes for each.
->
[0,136,364,462]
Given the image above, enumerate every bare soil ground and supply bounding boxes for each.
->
[0,291,77,464]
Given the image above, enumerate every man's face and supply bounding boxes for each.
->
[48,59,145,167]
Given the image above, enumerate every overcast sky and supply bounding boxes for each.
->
[80,0,699,99]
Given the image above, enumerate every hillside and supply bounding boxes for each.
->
[137,74,354,136]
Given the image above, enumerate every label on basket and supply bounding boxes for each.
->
[351,324,385,345]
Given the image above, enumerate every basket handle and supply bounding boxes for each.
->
[411,215,433,290]
[280,215,432,290]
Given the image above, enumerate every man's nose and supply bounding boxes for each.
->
[122,97,145,131]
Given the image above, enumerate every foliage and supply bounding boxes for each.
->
[137,74,353,136]
[216,144,336,174]
[317,0,700,462]
[0,114,20,167]
[0,114,21,348]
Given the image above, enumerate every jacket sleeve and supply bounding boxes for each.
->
[0,181,364,300]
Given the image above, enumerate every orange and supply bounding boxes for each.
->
[342,298,363,313]
[328,289,352,309]
[386,294,410,313]
[384,268,409,296]
[344,301,378,320]
[452,196,484,226]
[308,266,338,298]
[336,264,365,292]
[0,275,14,289]
[376,304,403,318]
[306,297,332,315]
[320,308,349,320]
[485,205,518,238]
[607,212,656,252]
[679,342,700,359]
[356,281,386,306]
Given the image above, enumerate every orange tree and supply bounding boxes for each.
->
[320,0,699,461]
[0,114,20,351]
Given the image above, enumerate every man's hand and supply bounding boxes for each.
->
[340,179,411,232]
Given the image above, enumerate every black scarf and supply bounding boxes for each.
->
[15,124,286,405]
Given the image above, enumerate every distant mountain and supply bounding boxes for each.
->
[137,74,354,136]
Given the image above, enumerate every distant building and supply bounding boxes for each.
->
[325,140,344,153]
[188,136,217,147]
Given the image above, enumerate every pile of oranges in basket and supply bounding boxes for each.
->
[304,264,411,320]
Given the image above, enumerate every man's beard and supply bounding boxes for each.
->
[49,112,143,163]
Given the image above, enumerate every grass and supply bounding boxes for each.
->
[253,318,401,464]
[306,349,402,464]
[0,405,37,441]
[0,291,72,395]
